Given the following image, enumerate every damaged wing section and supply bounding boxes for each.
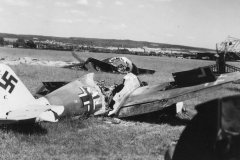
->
[118,70,240,117]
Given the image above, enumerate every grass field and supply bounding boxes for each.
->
[1,47,240,160]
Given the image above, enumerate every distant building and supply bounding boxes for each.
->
[3,38,18,43]
[4,45,13,48]
[126,48,144,52]
[3,38,18,46]
[143,47,162,53]
[107,46,118,50]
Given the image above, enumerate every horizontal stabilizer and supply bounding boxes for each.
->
[37,109,60,122]
[6,105,64,122]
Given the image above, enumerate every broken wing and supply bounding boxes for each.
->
[118,72,240,117]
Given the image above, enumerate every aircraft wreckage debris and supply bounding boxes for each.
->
[0,54,155,75]
[35,66,240,119]
[1,63,240,125]
[62,52,155,75]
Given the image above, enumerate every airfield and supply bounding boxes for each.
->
[1,47,240,159]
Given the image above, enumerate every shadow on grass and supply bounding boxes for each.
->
[123,106,192,126]
[0,122,48,135]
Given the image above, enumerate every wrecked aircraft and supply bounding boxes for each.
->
[0,64,64,124]
[35,66,240,119]
[62,52,155,75]
[1,63,240,125]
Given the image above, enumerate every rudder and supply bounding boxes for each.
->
[0,64,35,112]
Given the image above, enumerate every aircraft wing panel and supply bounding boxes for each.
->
[124,72,240,106]
[6,105,64,121]
[118,72,240,117]
[118,84,222,117]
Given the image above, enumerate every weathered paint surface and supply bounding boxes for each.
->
[118,72,240,117]
[44,73,103,118]
[35,71,240,119]
[0,64,64,124]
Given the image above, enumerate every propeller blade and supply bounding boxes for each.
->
[72,51,85,64]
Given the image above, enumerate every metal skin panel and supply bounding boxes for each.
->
[35,71,240,118]
[118,72,240,117]
[44,74,103,117]
[44,80,87,117]
[108,73,141,116]
[123,72,239,106]
[6,105,63,121]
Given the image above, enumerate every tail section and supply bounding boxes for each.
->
[0,64,35,112]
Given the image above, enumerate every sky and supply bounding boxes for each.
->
[0,0,240,49]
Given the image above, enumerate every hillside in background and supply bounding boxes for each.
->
[0,32,215,52]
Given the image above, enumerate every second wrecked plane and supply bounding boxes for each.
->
[62,52,155,75]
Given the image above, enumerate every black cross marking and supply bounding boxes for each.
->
[78,87,94,112]
[0,71,18,94]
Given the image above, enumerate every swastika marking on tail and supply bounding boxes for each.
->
[0,71,18,94]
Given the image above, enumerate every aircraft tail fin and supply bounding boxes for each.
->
[0,64,35,112]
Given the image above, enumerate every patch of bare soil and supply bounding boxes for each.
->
[0,57,78,67]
